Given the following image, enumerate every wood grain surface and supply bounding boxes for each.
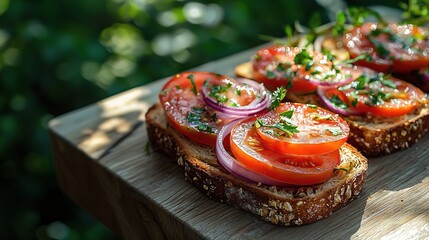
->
[49,46,429,240]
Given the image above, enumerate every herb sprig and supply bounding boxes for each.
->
[255,109,299,138]
[188,74,197,95]
[186,107,216,133]
[270,86,287,110]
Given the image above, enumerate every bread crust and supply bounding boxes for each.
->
[235,62,429,157]
[146,103,368,226]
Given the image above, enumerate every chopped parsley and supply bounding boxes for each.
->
[343,52,373,65]
[332,11,346,37]
[160,89,167,96]
[380,78,397,88]
[367,36,390,58]
[354,75,369,90]
[329,94,349,110]
[188,74,197,95]
[279,110,294,119]
[270,86,287,110]
[334,162,353,172]
[369,91,391,105]
[235,88,242,96]
[347,6,385,26]
[326,127,343,136]
[186,107,216,134]
[208,82,232,104]
[266,70,276,79]
[255,119,299,138]
[294,49,314,71]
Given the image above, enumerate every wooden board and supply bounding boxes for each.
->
[49,45,429,239]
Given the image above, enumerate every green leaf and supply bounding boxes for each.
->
[294,49,314,71]
[254,119,263,128]
[284,24,293,42]
[329,94,349,110]
[401,0,429,25]
[266,70,276,79]
[333,11,346,37]
[270,86,287,110]
[380,79,397,88]
[342,52,372,65]
[188,74,197,95]
[326,127,342,136]
[255,119,299,137]
[279,110,294,119]
[348,6,385,26]
[368,36,390,58]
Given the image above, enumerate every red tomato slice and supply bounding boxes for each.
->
[230,117,341,185]
[160,72,226,146]
[252,45,358,92]
[251,102,349,155]
[343,22,429,73]
[336,70,425,117]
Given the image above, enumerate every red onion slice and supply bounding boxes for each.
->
[215,119,287,186]
[201,78,271,117]
[317,86,362,116]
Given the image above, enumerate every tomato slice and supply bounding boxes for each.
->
[230,117,341,185]
[252,45,358,92]
[160,72,227,146]
[333,70,426,117]
[250,102,349,155]
[343,22,429,73]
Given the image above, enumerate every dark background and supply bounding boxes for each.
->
[0,0,406,239]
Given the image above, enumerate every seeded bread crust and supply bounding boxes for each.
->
[235,62,429,157]
[145,103,368,226]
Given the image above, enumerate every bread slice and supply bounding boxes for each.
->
[235,62,429,157]
[145,103,368,226]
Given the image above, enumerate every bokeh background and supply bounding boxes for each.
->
[0,0,407,239]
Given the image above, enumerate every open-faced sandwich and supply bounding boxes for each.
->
[146,72,368,226]
[323,21,429,92]
[236,23,429,156]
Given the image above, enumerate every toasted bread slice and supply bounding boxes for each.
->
[146,103,368,226]
[235,62,429,157]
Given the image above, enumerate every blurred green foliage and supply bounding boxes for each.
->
[0,0,404,239]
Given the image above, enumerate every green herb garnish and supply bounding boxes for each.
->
[326,127,343,136]
[208,82,232,104]
[266,70,276,79]
[270,86,287,110]
[255,119,299,137]
[380,78,397,88]
[294,49,314,71]
[343,52,373,65]
[334,162,353,172]
[188,74,197,95]
[400,0,429,25]
[367,36,390,58]
[280,110,294,119]
[348,6,385,26]
[329,94,349,110]
[333,11,346,37]
[186,107,216,134]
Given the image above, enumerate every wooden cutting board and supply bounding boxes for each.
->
[49,46,429,239]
